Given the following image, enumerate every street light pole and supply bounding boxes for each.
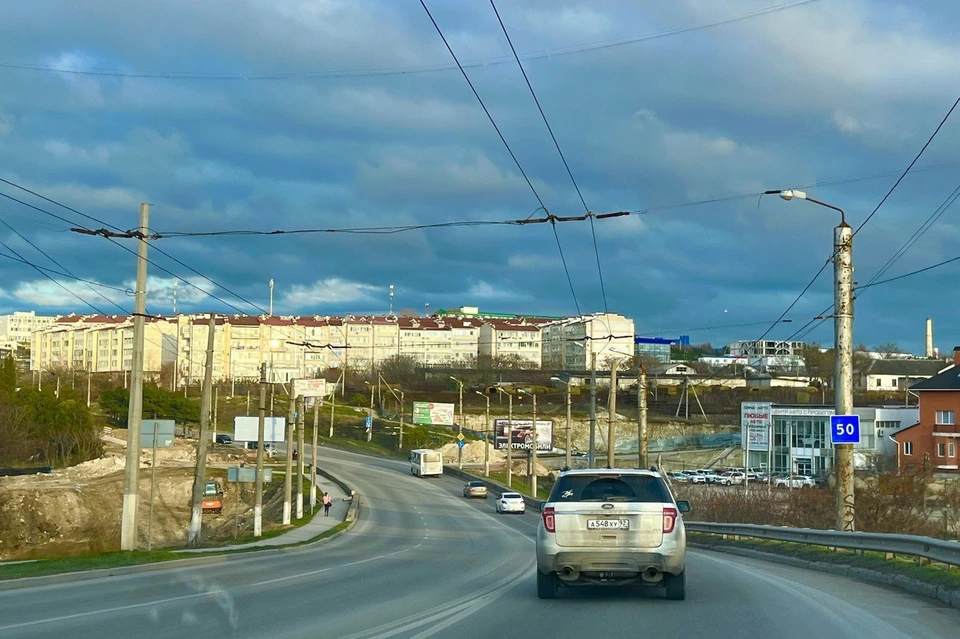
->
[551,376,572,470]
[768,188,854,531]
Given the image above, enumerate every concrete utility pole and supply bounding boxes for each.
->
[497,387,513,487]
[451,376,464,468]
[311,398,319,512]
[564,382,572,470]
[531,391,538,497]
[367,381,374,443]
[283,390,294,525]
[254,363,266,537]
[769,187,854,529]
[212,386,218,444]
[589,352,597,469]
[608,360,618,469]
[296,396,305,519]
[120,202,149,552]
[188,314,216,546]
[835,220,855,531]
[86,363,92,408]
[638,366,649,469]
[476,391,490,476]
[398,389,405,451]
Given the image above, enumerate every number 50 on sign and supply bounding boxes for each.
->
[830,415,860,444]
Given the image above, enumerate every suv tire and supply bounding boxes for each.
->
[537,570,558,599]
[664,570,685,600]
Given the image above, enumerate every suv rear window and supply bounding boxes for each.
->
[549,474,671,503]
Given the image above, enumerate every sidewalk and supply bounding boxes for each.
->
[176,473,351,553]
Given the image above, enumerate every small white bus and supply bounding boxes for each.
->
[410,449,443,477]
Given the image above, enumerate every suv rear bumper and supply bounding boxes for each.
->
[537,528,686,577]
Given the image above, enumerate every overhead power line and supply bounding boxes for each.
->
[490,0,612,319]
[419,0,584,317]
[0,1,819,82]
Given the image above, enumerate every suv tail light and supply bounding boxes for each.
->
[542,506,556,533]
[662,507,678,534]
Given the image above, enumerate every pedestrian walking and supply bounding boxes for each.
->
[323,492,332,516]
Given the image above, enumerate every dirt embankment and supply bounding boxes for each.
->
[0,433,285,560]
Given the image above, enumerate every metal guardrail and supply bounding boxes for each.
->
[686,522,960,567]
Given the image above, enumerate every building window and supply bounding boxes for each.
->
[904,442,913,455]
[936,410,955,425]
[950,443,957,458]
[876,379,882,388]
[937,443,946,457]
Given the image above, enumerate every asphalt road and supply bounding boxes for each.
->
[1,448,958,638]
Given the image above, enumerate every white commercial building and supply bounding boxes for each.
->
[0,311,56,354]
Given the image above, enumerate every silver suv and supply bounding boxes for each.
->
[535,469,690,600]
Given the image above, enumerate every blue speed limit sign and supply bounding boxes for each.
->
[830,415,860,444]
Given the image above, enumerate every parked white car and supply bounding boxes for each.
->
[774,475,814,489]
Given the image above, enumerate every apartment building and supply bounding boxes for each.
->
[478,319,542,367]
[32,314,176,374]
[541,313,635,370]
[0,311,56,354]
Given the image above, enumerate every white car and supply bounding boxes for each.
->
[775,475,814,489]
[495,492,526,514]
[688,472,707,485]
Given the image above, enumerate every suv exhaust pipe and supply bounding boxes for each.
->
[641,567,662,583]
[558,566,580,582]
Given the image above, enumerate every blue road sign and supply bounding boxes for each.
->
[457,440,465,448]
[830,415,860,444]
[365,416,373,431]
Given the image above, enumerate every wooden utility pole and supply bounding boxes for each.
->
[120,202,149,551]
[188,314,216,546]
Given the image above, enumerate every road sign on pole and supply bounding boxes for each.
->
[457,440,465,448]
[365,416,373,432]
[830,415,860,444]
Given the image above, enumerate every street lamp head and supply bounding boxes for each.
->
[779,189,807,202]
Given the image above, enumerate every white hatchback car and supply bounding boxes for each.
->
[495,492,526,514]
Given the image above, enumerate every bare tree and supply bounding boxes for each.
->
[874,342,904,359]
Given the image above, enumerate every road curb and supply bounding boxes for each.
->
[0,470,361,591]
[689,541,960,611]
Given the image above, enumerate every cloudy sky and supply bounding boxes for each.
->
[1,0,958,355]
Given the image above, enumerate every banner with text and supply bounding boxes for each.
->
[293,378,329,398]
[741,402,772,449]
[412,402,455,426]
[493,418,554,452]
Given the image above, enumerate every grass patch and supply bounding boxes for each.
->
[0,550,186,581]
[689,532,960,590]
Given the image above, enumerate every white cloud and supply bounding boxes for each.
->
[43,139,111,165]
[0,110,13,136]
[466,280,522,301]
[506,254,560,269]
[281,278,381,308]
[47,51,105,107]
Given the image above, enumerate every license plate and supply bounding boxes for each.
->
[587,518,629,530]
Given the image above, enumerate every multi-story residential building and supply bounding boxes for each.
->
[892,348,960,475]
[32,314,176,375]
[541,313,635,370]
[478,319,542,367]
[0,311,57,355]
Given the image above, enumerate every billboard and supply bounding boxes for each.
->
[294,378,329,398]
[493,418,553,452]
[227,467,274,483]
[233,416,286,443]
[413,402,455,426]
[741,402,772,449]
[141,419,175,448]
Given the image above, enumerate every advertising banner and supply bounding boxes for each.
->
[141,419,175,448]
[493,418,554,451]
[233,416,286,442]
[412,402,455,426]
[293,378,329,398]
[741,402,772,449]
